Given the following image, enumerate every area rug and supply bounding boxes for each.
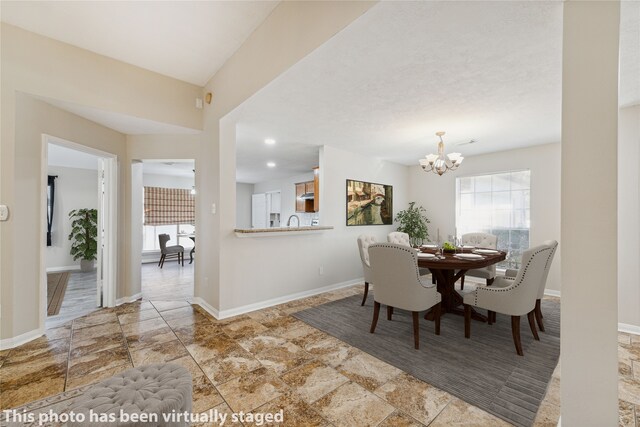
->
[47,271,70,316]
[294,295,560,427]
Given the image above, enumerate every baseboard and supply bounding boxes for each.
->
[46,265,80,273]
[0,327,44,350]
[115,293,142,305]
[192,278,363,321]
[619,322,640,336]
[544,289,561,297]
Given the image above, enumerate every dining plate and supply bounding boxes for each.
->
[462,245,476,249]
[454,253,484,260]
[474,249,499,254]
[421,244,438,248]
[418,253,436,258]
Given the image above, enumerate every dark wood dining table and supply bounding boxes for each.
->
[417,249,506,322]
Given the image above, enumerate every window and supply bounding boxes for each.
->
[142,186,195,252]
[143,224,194,251]
[456,170,530,269]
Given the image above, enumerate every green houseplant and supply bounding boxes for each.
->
[68,208,98,272]
[394,202,431,247]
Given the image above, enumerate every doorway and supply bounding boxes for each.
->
[135,159,195,300]
[41,135,117,329]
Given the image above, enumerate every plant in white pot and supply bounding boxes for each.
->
[68,208,98,272]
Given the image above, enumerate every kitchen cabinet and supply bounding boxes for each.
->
[295,167,320,213]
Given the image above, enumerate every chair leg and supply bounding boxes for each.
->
[370,301,380,333]
[434,302,441,335]
[464,304,471,338]
[361,282,369,306]
[486,278,494,286]
[492,311,497,323]
[460,275,465,290]
[181,252,184,266]
[487,310,494,325]
[158,255,163,267]
[387,306,394,321]
[535,299,545,332]
[159,254,166,268]
[412,311,420,349]
[432,275,436,285]
[528,310,540,341]
[511,316,524,356]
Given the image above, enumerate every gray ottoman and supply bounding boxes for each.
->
[69,363,192,427]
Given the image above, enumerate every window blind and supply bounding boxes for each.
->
[144,186,195,226]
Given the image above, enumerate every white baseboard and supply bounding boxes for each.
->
[46,265,80,273]
[116,293,143,305]
[0,327,44,350]
[192,278,363,320]
[544,289,561,297]
[619,322,640,336]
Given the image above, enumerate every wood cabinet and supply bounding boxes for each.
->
[295,183,306,212]
[295,167,320,213]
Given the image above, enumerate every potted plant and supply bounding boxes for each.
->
[68,208,98,272]
[394,202,431,247]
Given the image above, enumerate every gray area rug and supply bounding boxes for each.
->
[294,294,560,427]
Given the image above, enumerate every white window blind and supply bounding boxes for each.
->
[456,170,531,269]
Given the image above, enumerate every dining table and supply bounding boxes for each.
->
[417,248,506,322]
[178,233,196,264]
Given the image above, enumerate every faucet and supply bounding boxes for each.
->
[287,214,300,227]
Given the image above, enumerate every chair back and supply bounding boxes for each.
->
[158,234,170,253]
[505,244,555,314]
[537,240,558,299]
[387,231,411,247]
[357,235,376,283]
[461,232,497,249]
[368,243,436,312]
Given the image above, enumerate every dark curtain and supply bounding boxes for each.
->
[47,175,56,246]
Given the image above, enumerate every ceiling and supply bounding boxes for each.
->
[233,0,639,168]
[142,160,195,179]
[48,143,100,170]
[0,0,279,86]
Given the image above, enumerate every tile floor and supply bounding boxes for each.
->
[1,285,638,426]
[141,261,194,300]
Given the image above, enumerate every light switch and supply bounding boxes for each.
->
[0,205,9,221]
[211,203,216,214]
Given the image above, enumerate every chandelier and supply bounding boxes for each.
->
[419,131,464,176]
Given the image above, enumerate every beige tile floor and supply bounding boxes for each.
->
[0,285,638,426]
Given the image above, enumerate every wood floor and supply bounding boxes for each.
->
[46,270,99,329]
[141,261,194,300]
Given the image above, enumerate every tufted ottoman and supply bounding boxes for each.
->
[68,363,192,427]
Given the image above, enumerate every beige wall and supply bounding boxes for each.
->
[1,94,127,341]
[408,143,562,292]
[0,23,202,343]
[197,1,377,311]
[618,104,640,328]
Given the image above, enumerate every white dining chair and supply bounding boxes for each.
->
[387,231,411,247]
[356,235,377,306]
[462,244,553,356]
[368,243,441,349]
[460,232,498,288]
[504,240,558,333]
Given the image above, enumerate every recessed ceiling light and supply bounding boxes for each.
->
[267,162,276,168]
[265,138,276,145]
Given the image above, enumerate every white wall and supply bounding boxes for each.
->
[408,143,561,292]
[618,104,640,329]
[236,183,254,229]
[253,172,317,227]
[217,143,409,314]
[46,166,99,270]
[143,173,194,190]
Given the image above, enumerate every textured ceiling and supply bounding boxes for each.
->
[0,1,279,85]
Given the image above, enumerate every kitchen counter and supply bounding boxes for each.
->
[234,226,333,237]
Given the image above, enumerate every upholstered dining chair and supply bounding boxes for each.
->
[387,231,411,247]
[460,232,498,288]
[462,244,553,355]
[158,234,185,268]
[504,240,558,333]
[357,235,377,306]
[368,243,442,349]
